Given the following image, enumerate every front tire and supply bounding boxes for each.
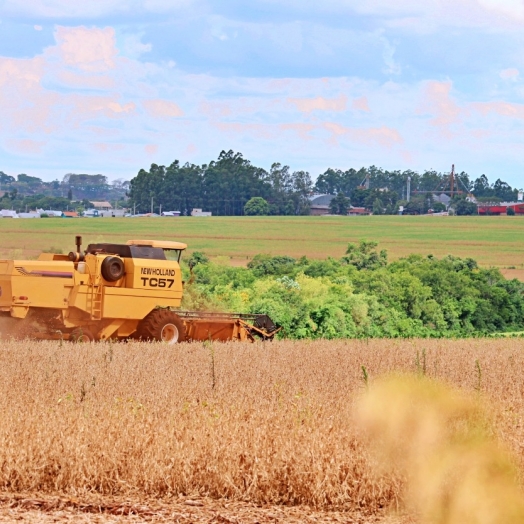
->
[71,328,95,343]
[138,309,186,344]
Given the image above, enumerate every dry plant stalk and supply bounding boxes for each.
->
[0,337,523,516]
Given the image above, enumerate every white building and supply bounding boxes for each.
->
[191,208,212,217]
[0,210,18,218]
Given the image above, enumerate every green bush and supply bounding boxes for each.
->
[180,244,524,339]
[244,197,270,216]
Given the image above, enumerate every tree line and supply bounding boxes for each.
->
[128,151,313,216]
[129,151,522,216]
[0,172,129,212]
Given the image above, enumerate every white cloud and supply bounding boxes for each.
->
[121,34,152,59]
[1,0,195,18]
[2,20,524,184]
[142,99,184,118]
[55,26,117,72]
[500,68,520,81]
[381,36,401,76]
[251,0,524,30]
[477,0,524,20]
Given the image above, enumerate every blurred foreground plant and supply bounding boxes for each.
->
[357,375,524,523]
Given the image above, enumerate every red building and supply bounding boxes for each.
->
[477,203,524,215]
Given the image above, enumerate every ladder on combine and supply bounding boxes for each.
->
[87,285,103,320]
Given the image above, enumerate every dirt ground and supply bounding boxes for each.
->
[500,268,524,281]
[0,495,413,523]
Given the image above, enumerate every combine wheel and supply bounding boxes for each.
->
[71,328,95,343]
[138,310,186,344]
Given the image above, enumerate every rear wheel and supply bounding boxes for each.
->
[71,328,95,343]
[138,309,185,344]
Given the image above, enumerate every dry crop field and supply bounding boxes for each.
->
[1,215,524,268]
[1,338,524,522]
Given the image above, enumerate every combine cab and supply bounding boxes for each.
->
[0,236,280,342]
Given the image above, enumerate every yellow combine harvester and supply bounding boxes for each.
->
[0,236,279,343]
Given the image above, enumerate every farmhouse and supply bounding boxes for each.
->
[191,208,212,217]
[309,194,334,215]
[309,194,370,216]
[0,210,18,218]
[347,207,370,216]
[37,209,62,217]
[91,201,113,211]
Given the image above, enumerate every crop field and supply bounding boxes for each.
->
[2,215,524,521]
[1,215,524,269]
[1,338,524,522]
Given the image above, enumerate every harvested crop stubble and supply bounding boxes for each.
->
[1,338,524,516]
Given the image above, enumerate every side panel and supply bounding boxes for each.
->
[10,260,74,309]
[127,259,183,294]
[103,287,182,319]
[70,286,182,319]
[0,261,13,309]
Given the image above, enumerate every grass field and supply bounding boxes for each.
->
[1,338,524,522]
[1,215,524,268]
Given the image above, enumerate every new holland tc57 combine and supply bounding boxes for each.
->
[0,236,279,343]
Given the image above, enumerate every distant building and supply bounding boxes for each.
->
[309,194,334,216]
[162,211,181,217]
[309,195,370,216]
[91,201,113,211]
[37,209,62,217]
[347,207,370,216]
[0,210,18,218]
[478,202,524,215]
[62,211,79,218]
[191,208,212,217]
[433,193,452,206]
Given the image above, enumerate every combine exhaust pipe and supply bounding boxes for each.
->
[68,235,85,262]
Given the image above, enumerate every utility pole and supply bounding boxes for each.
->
[407,176,411,203]
[159,203,162,216]
[151,196,153,214]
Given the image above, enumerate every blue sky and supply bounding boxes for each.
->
[1,0,524,186]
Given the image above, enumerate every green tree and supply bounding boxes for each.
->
[372,198,384,215]
[431,202,447,213]
[17,174,42,186]
[454,198,478,216]
[329,192,350,215]
[244,197,270,216]
[342,240,388,270]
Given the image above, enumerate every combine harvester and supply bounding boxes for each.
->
[0,236,279,343]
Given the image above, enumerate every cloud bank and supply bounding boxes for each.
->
[0,2,524,184]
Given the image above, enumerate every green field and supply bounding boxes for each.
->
[1,215,524,268]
